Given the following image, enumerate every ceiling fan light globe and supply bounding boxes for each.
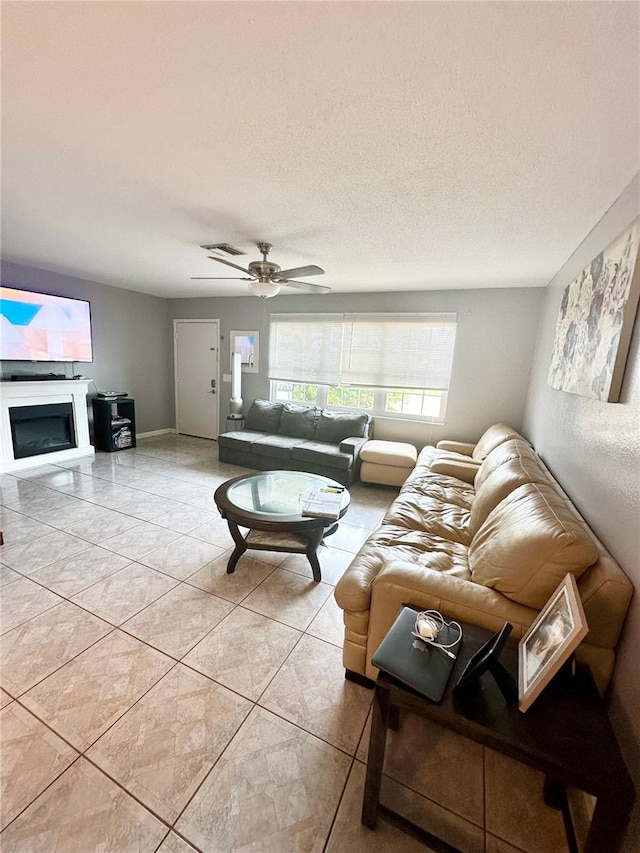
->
[248,280,280,299]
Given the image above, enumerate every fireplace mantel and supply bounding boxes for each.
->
[1,380,95,472]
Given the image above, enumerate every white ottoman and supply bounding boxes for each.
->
[360,440,417,487]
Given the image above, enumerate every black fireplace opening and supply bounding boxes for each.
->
[10,403,77,460]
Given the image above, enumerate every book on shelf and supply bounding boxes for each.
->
[301,490,342,520]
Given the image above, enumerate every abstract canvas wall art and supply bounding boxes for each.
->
[548,218,640,402]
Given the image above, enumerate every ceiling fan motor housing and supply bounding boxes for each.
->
[248,260,282,282]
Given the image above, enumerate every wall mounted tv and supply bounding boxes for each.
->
[0,286,93,362]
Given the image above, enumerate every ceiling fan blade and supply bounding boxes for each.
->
[282,279,331,294]
[190,276,254,280]
[208,256,257,277]
[276,264,325,280]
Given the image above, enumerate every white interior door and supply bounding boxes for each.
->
[174,319,220,439]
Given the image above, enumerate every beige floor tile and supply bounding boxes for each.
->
[71,562,178,625]
[0,758,166,852]
[260,634,372,754]
[139,534,227,580]
[2,487,77,519]
[242,567,333,630]
[1,564,21,587]
[0,576,63,634]
[485,749,568,853]
[187,551,276,603]
[30,545,132,596]
[122,583,234,658]
[88,664,251,823]
[0,507,56,545]
[0,601,112,695]
[382,712,484,825]
[58,505,142,544]
[99,520,181,560]
[341,501,389,531]
[486,834,528,853]
[0,529,90,574]
[325,760,436,852]
[175,706,351,852]
[307,591,346,646]
[280,543,354,585]
[156,831,199,852]
[188,515,236,548]
[21,630,173,750]
[380,771,485,853]
[326,522,373,554]
[149,505,217,534]
[1,703,78,830]
[183,606,301,700]
[1,688,13,708]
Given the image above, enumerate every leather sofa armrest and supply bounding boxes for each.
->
[334,551,383,612]
[435,440,476,455]
[429,458,480,484]
[340,436,368,457]
[361,562,538,681]
[372,563,537,638]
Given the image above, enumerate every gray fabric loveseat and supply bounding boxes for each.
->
[218,400,373,486]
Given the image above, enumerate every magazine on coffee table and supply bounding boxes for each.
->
[301,490,342,520]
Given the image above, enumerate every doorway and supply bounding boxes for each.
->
[173,319,220,440]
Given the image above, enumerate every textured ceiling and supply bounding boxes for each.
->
[1,1,639,299]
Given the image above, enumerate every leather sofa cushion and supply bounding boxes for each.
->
[245,399,284,432]
[473,423,530,460]
[252,434,301,460]
[469,483,598,609]
[291,441,353,471]
[474,439,538,491]
[279,403,319,438]
[315,410,370,443]
[470,455,551,535]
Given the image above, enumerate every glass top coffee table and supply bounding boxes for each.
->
[214,470,351,582]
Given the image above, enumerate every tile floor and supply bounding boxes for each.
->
[0,435,569,852]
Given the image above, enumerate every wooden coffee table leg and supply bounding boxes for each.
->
[225,519,247,574]
[305,527,325,582]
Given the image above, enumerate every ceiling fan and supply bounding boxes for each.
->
[191,242,330,298]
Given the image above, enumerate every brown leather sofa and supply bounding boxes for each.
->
[334,425,633,694]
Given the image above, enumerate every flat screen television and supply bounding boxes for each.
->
[0,286,93,362]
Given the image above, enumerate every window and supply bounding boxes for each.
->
[269,313,457,423]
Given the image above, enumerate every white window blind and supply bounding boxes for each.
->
[269,312,457,390]
[268,313,344,384]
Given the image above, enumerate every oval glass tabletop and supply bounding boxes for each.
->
[225,470,348,518]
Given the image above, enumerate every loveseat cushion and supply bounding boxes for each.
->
[244,399,284,432]
[279,403,319,439]
[291,441,354,471]
[315,410,370,443]
[472,423,530,460]
[468,483,598,609]
[252,434,302,461]
[217,430,272,452]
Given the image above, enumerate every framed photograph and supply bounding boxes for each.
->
[230,330,259,374]
[518,574,588,713]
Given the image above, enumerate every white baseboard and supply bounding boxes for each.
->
[137,428,176,439]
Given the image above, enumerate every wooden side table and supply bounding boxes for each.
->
[362,622,634,853]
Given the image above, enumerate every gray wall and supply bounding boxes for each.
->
[522,172,640,851]
[0,262,174,434]
[170,287,544,448]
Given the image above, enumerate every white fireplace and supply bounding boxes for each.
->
[1,380,94,472]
